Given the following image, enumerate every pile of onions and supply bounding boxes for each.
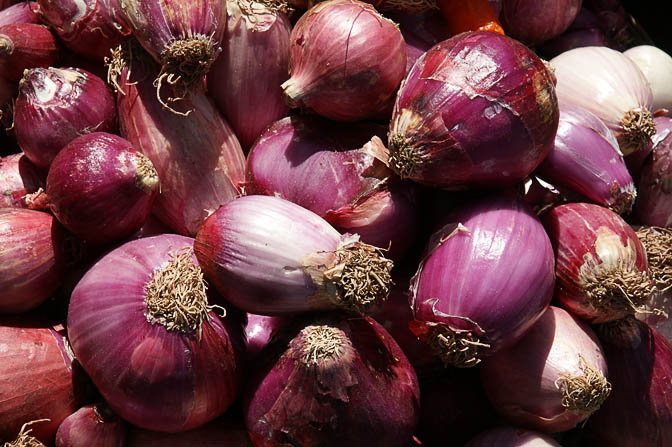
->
[542,202,654,323]
[0,23,57,82]
[635,116,672,227]
[409,193,555,367]
[500,0,582,45]
[67,234,243,432]
[0,153,42,209]
[466,426,562,447]
[625,45,672,113]
[282,0,406,122]
[388,31,558,188]
[550,46,655,156]
[585,317,672,445]
[244,314,420,447]
[534,102,636,214]
[481,306,610,432]
[55,404,127,447]
[194,195,394,315]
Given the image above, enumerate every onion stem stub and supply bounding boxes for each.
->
[301,324,346,365]
[428,325,490,368]
[555,355,612,415]
[134,153,160,194]
[388,134,424,180]
[619,107,656,154]
[582,268,655,315]
[636,226,672,292]
[3,419,50,447]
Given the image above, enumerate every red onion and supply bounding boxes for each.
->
[0,208,72,313]
[282,0,406,122]
[127,414,251,446]
[14,67,117,171]
[466,426,562,447]
[542,202,654,323]
[500,0,581,45]
[244,314,420,447]
[55,404,127,447]
[45,132,159,245]
[34,0,131,61]
[116,44,245,236]
[246,115,418,259]
[410,193,555,367]
[538,9,611,60]
[481,306,610,432]
[119,0,226,113]
[535,102,636,214]
[0,153,43,209]
[244,313,290,360]
[68,234,243,432]
[625,45,672,114]
[388,31,558,188]
[0,23,57,82]
[0,317,81,444]
[550,46,655,156]
[0,2,38,27]
[635,116,672,227]
[584,317,672,446]
[207,0,290,151]
[194,195,394,315]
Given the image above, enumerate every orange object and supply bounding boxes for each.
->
[437,0,505,36]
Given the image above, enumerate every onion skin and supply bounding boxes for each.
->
[0,208,70,314]
[585,318,672,446]
[389,31,558,189]
[465,426,561,447]
[500,0,581,45]
[0,153,43,209]
[535,102,636,214]
[0,2,39,27]
[207,0,291,151]
[481,306,610,433]
[14,67,118,171]
[0,317,81,444]
[117,45,245,236]
[46,132,159,245]
[68,234,243,432]
[244,314,420,447]
[542,202,652,323]
[625,45,672,114]
[282,0,406,122]
[635,116,672,227]
[410,193,555,367]
[55,404,127,447]
[127,414,251,447]
[0,23,57,82]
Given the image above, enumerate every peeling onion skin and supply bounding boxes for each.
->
[243,315,420,447]
[635,116,672,227]
[0,153,43,209]
[465,425,561,447]
[55,404,128,447]
[389,31,558,189]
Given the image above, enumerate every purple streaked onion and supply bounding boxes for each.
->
[0,23,57,82]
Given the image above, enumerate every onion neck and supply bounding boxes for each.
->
[3,420,49,447]
[636,226,672,292]
[388,134,423,180]
[555,355,611,415]
[428,325,490,368]
[281,78,305,109]
[609,183,636,215]
[618,107,656,155]
[582,268,654,315]
[300,325,346,366]
[134,153,159,194]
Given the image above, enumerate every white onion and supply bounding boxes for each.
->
[550,46,655,155]
[624,45,672,114]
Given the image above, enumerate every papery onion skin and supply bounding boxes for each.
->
[127,414,252,447]
[635,116,672,227]
[481,306,610,433]
[584,317,672,446]
[0,2,38,27]
[465,425,562,447]
[0,317,81,444]
[244,314,420,447]
[68,234,243,432]
[282,0,407,122]
[0,208,69,313]
[535,102,636,214]
[55,404,127,447]
[207,0,291,151]
[389,31,558,189]
[410,193,555,367]
[500,0,581,45]
[625,45,672,114]
[542,202,652,323]
[0,153,43,209]
[46,132,159,245]
[117,45,245,237]
[0,23,57,82]
[14,67,117,171]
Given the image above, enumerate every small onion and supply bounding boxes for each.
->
[244,314,420,447]
[282,0,407,122]
[0,153,43,209]
[0,23,57,82]
[635,116,672,227]
[500,0,581,45]
[0,2,38,27]
[466,426,561,447]
[481,306,610,432]
[388,31,558,188]
[584,317,672,446]
[14,67,117,171]
[243,313,290,360]
[195,195,394,315]
[542,202,654,323]
[45,132,159,246]
[410,193,555,367]
[55,403,127,447]
[535,102,636,214]
[68,234,243,432]
[550,46,655,156]
[207,0,291,151]
[127,414,251,447]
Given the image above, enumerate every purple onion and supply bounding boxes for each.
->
[194,195,394,315]
[127,414,251,446]
[500,0,581,45]
[207,0,291,151]
[410,193,555,367]
[282,0,406,122]
[0,153,43,209]
[539,9,611,60]
[635,116,672,226]
[68,234,244,432]
[55,404,127,447]
[0,23,58,82]
[244,313,290,360]
[466,426,561,447]
[244,314,420,447]
[246,115,418,259]
[14,67,117,171]
[535,102,635,214]
[45,132,159,245]
[389,31,558,189]
[0,2,38,27]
